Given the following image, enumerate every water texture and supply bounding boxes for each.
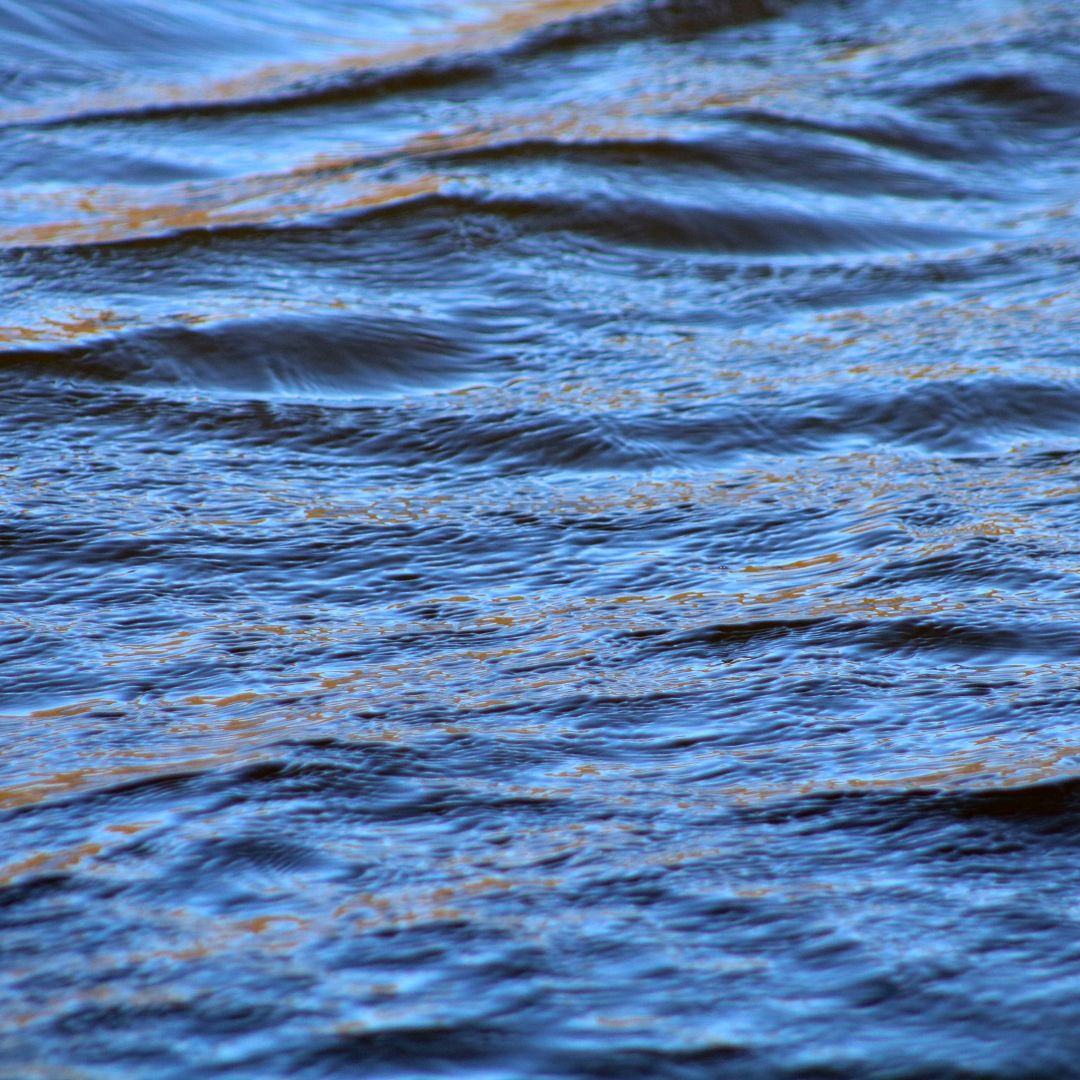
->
[2,0,1080,1075]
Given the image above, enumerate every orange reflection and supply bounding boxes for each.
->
[0,842,102,887]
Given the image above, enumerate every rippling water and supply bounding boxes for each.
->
[3,0,1080,1075]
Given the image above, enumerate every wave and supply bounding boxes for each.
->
[6,185,984,258]
[27,53,502,127]
[10,331,1080,464]
[856,616,1080,662]
[517,0,780,52]
[418,133,969,200]
[747,775,1080,837]
[633,609,1080,666]
[9,0,786,128]
[0,312,490,399]
[905,72,1080,134]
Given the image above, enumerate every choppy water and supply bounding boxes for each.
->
[3,0,1080,1075]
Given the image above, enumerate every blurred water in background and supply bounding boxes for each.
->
[2,0,1080,1075]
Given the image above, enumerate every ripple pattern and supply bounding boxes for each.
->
[3,0,1080,1076]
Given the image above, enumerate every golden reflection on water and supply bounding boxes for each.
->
[4,573,1078,814]
[0,173,445,251]
[0,841,104,888]
[6,723,1078,1033]
[6,419,1074,803]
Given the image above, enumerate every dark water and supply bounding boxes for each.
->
[3,0,1080,1075]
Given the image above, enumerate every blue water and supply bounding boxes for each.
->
[3,0,1080,1076]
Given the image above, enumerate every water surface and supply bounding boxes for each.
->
[3,0,1080,1076]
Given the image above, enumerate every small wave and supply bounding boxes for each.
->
[632,616,830,659]
[517,0,779,53]
[386,191,976,256]
[936,777,1080,823]
[6,182,981,257]
[746,776,1080,837]
[358,408,644,473]
[28,53,500,127]
[857,616,1080,663]
[844,539,1067,594]
[726,107,975,163]
[420,133,968,201]
[176,833,325,883]
[836,377,1080,454]
[633,608,1080,666]
[18,0,783,129]
[905,72,1080,134]
[0,312,490,399]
